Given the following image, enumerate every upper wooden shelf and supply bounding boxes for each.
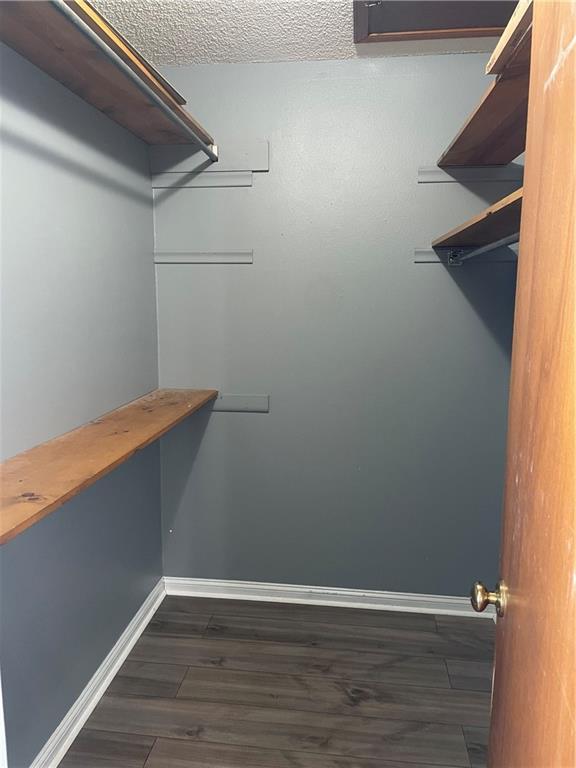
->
[0,388,218,545]
[0,0,215,147]
[438,0,532,167]
[486,0,533,75]
[433,188,523,249]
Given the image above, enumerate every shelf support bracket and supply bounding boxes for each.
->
[445,232,520,266]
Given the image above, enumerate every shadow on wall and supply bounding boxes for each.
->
[160,407,212,537]
[0,128,151,206]
[153,165,214,207]
[432,169,522,358]
[0,43,150,200]
[445,258,517,357]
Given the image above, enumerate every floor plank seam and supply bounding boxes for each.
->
[144,631,493,663]
[442,658,455,690]
[141,735,158,768]
[96,690,488,728]
[201,613,217,638]
[136,735,470,768]
[86,725,472,768]
[149,603,494,631]
[129,659,458,689]
[173,668,192,700]
[132,650,490,671]
[460,725,474,768]
[156,662,454,688]
[62,599,491,767]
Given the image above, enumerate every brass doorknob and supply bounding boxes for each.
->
[470,580,507,617]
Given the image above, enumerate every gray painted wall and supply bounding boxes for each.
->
[156,55,516,595]
[0,447,161,768]
[0,45,517,765]
[0,45,161,766]
[0,44,158,459]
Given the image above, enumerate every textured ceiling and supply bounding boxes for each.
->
[93,0,497,66]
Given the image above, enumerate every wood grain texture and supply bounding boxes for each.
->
[145,738,461,768]
[464,727,489,768]
[176,666,491,726]
[438,74,529,165]
[438,21,531,167]
[130,635,452,688]
[64,598,491,766]
[145,609,214,638]
[432,188,522,249]
[446,659,493,692]
[107,660,188,698]
[88,695,471,765]
[59,730,154,768]
[204,614,494,661]
[72,0,186,105]
[434,616,496,646]
[486,0,533,75]
[0,388,217,543]
[157,596,438,631]
[0,1,214,145]
[489,2,576,766]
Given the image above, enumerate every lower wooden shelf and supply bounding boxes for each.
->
[433,188,523,250]
[0,388,218,544]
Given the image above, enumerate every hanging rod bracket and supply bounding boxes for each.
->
[447,249,464,267]
[441,232,520,267]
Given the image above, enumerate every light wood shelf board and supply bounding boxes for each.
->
[0,389,218,545]
[0,1,214,146]
[432,188,523,249]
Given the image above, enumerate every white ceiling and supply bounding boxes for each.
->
[93,0,498,66]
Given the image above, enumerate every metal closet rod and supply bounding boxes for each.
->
[50,0,218,162]
[448,232,520,265]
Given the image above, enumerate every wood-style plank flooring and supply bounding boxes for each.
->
[61,597,495,767]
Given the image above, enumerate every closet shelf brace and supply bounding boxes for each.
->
[51,0,218,162]
[446,232,519,266]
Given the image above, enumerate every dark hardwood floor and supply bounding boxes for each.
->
[60,596,495,767]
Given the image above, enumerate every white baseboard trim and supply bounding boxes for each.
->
[30,578,166,768]
[164,577,495,619]
[29,574,494,767]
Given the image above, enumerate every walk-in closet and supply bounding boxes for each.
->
[0,1,574,766]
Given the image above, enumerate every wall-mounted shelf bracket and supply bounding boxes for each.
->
[447,249,465,267]
[443,232,520,266]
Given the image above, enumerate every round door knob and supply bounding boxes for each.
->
[470,580,507,617]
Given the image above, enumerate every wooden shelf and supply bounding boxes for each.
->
[438,1,532,166]
[486,0,533,75]
[0,389,217,545]
[0,0,215,146]
[433,188,523,249]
